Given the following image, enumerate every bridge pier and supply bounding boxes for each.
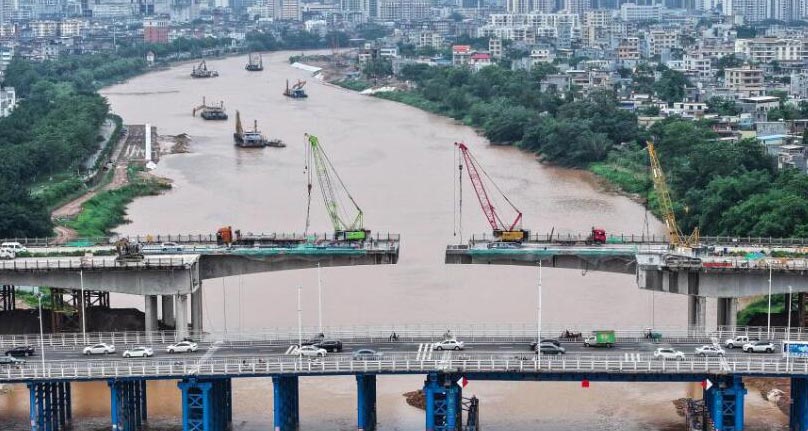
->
[161,295,175,328]
[717,298,738,328]
[705,376,745,431]
[357,375,377,431]
[28,381,71,431]
[273,376,300,431]
[191,286,203,334]
[424,373,462,431]
[688,296,707,334]
[109,379,147,431]
[1,285,15,310]
[791,377,808,431]
[176,294,189,339]
[144,295,158,333]
[178,377,232,431]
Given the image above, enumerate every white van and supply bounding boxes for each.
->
[0,248,15,260]
[1,242,27,254]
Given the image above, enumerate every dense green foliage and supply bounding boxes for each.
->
[385,63,808,238]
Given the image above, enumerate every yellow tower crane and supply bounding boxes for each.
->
[647,140,699,249]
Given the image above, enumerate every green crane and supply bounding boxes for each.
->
[304,133,369,241]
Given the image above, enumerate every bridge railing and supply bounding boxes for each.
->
[459,232,808,248]
[4,324,808,349]
[0,256,193,271]
[2,354,808,381]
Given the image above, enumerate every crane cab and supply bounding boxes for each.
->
[495,229,530,243]
[335,229,371,241]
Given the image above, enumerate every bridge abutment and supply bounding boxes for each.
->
[424,373,462,431]
[273,376,300,431]
[717,298,738,328]
[705,376,745,431]
[178,377,232,431]
[357,374,377,431]
[109,379,147,431]
[28,381,71,431]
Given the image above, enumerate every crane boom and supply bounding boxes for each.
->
[305,134,368,241]
[455,142,526,242]
[647,140,698,248]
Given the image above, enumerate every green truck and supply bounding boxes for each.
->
[583,330,615,348]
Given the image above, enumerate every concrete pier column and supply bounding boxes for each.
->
[357,375,377,431]
[175,294,189,340]
[792,377,808,431]
[688,296,707,334]
[191,286,203,336]
[717,298,738,329]
[145,295,159,333]
[161,295,175,328]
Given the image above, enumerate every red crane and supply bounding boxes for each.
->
[455,142,528,242]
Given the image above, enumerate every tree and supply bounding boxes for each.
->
[653,69,690,105]
[706,97,741,116]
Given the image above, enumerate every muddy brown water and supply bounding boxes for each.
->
[1,51,787,430]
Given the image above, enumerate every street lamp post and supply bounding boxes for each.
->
[767,262,772,339]
[297,286,303,349]
[317,263,323,334]
[80,270,87,345]
[37,288,46,371]
[787,285,793,371]
[537,259,542,343]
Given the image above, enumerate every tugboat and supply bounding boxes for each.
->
[245,53,263,71]
[192,97,228,120]
[233,111,286,148]
[191,60,219,78]
[283,79,308,98]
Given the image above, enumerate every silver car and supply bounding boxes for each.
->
[123,346,154,358]
[83,343,115,355]
[695,345,725,357]
[297,345,327,358]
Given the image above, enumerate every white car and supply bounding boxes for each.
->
[653,347,685,360]
[1,242,27,254]
[725,336,752,349]
[743,341,776,353]
[695,345,725,357]
[166,341,198,353]
[0,248,14,260]
[83,343,115,355]
[433,339,465,351]
[122,346,154,358]
[296,345,327,358]
[161,242,183,253]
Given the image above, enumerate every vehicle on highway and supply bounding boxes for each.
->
[653,347,685,360]
[166,341,198,353]
[695,345,725,357]
[297,345,327,358]
[743,340,776,353]
[1,242,27,254]
[529,339,561,351]
[4,345,34,357]
[725,336,754,349]
[433,339,465,351]
[301,333,326,346]
[0,355,25,365]
[583,330,615,348]
[160,242,183,253]
[0,248,15,260]
[123,346,154,358]
[83,343,115,355]
[352,349,383,361]
[314,339,343,352]
[538,344,566,355]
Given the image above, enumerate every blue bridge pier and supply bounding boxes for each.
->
[109,379,147,431]
[27,381,72,431]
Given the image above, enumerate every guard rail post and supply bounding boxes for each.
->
[357,374,377,431]
[273,375,300,431]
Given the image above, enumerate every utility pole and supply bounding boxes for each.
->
[37,288,46,371]
[317,263,323,334]
[80,270,87,345]
[297,286,303,349]
[767,261,772,339]
[537,259,542,343]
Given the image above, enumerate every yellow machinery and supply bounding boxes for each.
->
[647,140,699,248]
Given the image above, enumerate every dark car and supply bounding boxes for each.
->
[315,339,343,353]
[301,333,326,346]
[5,345,34,357]
[529,339,561,351]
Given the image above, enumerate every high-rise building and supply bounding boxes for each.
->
[731,0,768,22]
[768,0,801,21]
[563,0,590,15]
[143,17,169,43]
[275,0,299,20]
[378,0,428,20]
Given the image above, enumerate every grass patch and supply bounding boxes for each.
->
[334,79,372,92]
[372,91,446,115]
[33,176,89,209]
[67,167,170,237]
[589,162,648,195]
[738,294,785,326]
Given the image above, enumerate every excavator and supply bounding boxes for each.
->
[283,80,308,98]
[114,238,143,263]
[304,133,369,241]
[647,139,700,252]
[455,142,529,242]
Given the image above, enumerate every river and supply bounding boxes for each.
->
[1,51,786,430]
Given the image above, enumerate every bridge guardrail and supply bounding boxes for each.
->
[3,354,808,381]
[3,325,808,349]
[463,232,808,248]
[0,257,193,271]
